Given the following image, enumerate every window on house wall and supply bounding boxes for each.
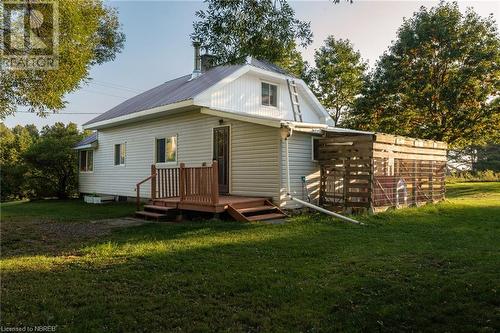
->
[312,137,320,161]
[261,82,278,107]
[156,136,177,163]
[79,150,94,172]
[114,143,126,165]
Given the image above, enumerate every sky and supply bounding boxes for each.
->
[3,0,499,129]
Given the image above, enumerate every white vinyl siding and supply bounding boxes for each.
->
[195,72,323,123]
[280,131,321,208]
[79,109,281,202]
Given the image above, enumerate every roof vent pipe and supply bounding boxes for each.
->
[191,41,202,79]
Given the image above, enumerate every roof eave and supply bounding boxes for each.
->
[73,142,98,150]
[83,99,195,130]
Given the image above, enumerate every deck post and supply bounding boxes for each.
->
[211,160,219,204]
[179,163,185,202]
[136,185,140,210]
[151,164,157,200]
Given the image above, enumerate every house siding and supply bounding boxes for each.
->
[195,71,323,124]
[279,131,321,208]
[79,109,281,203]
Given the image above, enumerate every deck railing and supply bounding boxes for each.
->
[136,161,219,210]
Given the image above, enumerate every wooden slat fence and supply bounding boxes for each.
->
[318,132,447,214]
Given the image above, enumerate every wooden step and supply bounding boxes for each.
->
[135,210,168,220]
[238,205,277,214]
[144,205,175,212]
[246,213,287,221]
[229,199,268,209]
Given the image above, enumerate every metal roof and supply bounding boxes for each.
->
[83,58,292,127]
[74,132,98,148]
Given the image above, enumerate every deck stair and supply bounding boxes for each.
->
[135,204,176,221]
[227,199,287,222]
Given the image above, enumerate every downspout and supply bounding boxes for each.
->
[281,125,363,226]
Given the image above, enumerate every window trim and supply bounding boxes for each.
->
[79,150,94,173]
[154,134,178,166]
[261,81,278,108]
[311,136,320,162]
[114,143,126,166]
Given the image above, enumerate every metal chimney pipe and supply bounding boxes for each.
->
[192,41,201,79]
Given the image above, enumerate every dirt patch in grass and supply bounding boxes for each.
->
[1,217,150,259]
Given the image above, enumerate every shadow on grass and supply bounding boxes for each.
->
[446,182,500,199]
[1,210,498,332]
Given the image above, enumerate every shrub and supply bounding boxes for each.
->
[446,170,500,184]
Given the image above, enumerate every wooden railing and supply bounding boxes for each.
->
[180,161,219,205]
[135,161,219,210]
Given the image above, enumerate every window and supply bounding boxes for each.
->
[155,136,177,163]
[79,150,93,172]
[114,143,126,166]
[261,82,278,107]
[312,137,320,161]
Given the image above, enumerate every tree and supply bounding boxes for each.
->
[345,2,500,148]
[23,123,84,199]
[191,0,313,76]
[0,0,125,118]
[312,37,366,125]
[0,124,39,200]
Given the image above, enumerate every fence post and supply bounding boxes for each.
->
[179,163,185,202]
[429,160,434,203]
[211,160,219,204]
[151,164,156,200]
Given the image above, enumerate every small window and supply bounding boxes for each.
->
[156,136,177,163]
[262,82,278,107]
[79,150,93,172]
[114,143,126,166]
[312,138,320,161]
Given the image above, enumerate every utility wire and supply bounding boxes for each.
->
[15,111,104,115]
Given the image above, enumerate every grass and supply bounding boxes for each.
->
[1,183,499,332]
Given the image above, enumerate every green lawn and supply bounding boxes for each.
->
[1,183,499,332]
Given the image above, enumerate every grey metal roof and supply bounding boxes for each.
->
[84,58,291,126]
[249,58,291,76]
[74,132,98,148]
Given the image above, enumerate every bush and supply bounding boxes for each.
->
[446,170,500,184]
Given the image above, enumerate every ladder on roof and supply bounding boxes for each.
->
[287,79,303,122]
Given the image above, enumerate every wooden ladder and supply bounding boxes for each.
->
[287,79,303,122]
[227,199,288,222]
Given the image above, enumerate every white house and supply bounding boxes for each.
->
[75,46,356,218]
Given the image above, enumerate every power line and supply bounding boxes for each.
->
[91,82,141,94]
[92,80,143,93]
[80,89,129,99]
[15,111,103,115]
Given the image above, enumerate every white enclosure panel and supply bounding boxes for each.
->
[196,71,323,124]
[279,131,321,209]
[79,109,281,202]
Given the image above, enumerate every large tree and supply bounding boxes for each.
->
[23,123,85,199]
[312,37,366,125]
[0,0,125,118]
[191,0,313,76]
[345,2,500,148]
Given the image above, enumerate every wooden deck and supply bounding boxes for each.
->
[152,195,272,213]
[135,161,287,221]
